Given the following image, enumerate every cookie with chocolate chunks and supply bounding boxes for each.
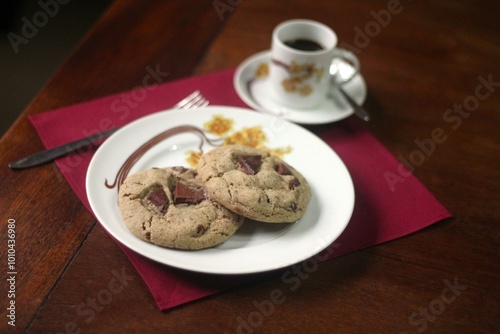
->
[118,167,244,250]
[197,145,311,223]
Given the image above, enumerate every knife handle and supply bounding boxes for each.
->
[9,127,119,169]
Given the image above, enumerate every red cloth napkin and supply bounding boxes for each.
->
[29,69,452,310]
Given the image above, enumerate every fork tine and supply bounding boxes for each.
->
[173,90,209,110]
[180,94,208,109]
[196,99,209,108]
[175,90,201,109]
[190,96,209,108]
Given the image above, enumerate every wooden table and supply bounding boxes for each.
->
[1,1,499,333]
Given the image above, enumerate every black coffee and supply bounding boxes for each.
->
[284,38,324,51]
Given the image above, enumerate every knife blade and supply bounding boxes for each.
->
[9,127,119,169]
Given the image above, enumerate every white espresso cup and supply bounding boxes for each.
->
[270,19,359,109]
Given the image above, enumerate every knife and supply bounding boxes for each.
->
[8,90,209,170]
[9,127,118,170]
[339,87,370,122]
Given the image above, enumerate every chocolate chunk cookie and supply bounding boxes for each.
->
[118,167,244,250]
[197,145,311,223]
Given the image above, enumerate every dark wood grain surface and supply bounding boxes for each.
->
[1,1,499,333]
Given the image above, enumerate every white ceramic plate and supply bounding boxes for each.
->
[234,50,367,124]
[86,106,354,274]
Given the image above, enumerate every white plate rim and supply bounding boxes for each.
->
[86,106,355,274]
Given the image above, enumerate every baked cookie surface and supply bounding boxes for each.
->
[197,145,311,223]
[118,167,244,250]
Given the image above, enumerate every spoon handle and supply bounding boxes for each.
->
[339,88,370,121]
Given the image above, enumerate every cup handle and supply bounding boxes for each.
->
[330,48,360,86]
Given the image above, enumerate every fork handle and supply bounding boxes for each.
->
[9,127,119,169]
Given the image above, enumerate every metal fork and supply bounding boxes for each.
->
[177,90,209,109]
[9,90,209,169]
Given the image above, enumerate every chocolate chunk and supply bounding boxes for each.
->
[237,155,262,175]
[171,166,189,173]
[193,224,206,237]
[146,188,168,212]
[274,161,292,175]
[288,177,300,189]
[174,182,205,205]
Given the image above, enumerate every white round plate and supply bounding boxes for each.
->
[234,50,367,125]
[86,106,354,274]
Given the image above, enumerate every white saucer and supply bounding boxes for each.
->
[234,50,367,125]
